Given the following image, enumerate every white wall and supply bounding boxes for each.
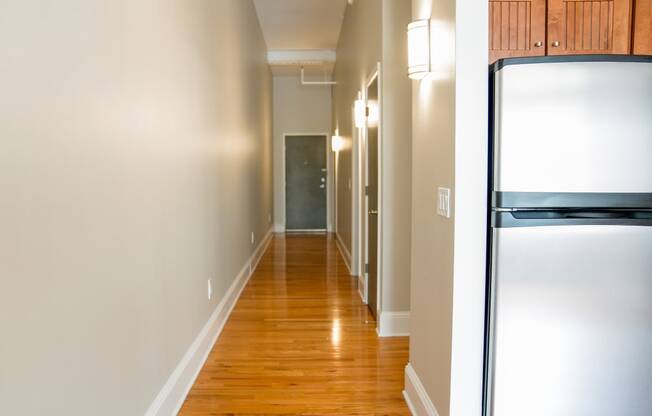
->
[0,1,272,415]
[272,76,333,231]
[405,0,488,415]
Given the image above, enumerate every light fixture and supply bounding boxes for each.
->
[367,101,379,127]
[354,97,366,129]
[331,135,344,153]
[407,19,431,80]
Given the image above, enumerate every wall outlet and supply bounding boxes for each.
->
[437,187,451,218]
[207,279,213,300]
[251,232,255,245]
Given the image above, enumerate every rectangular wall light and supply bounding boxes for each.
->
[354,99,366,129]
[331,135,344,153]
[407,19,431,80]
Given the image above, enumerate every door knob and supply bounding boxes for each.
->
[551,41,560,47]
[368,210,378,215]
[534,41,543,47]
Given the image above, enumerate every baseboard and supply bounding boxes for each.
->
[144,228,273,416]
[378,311,410,337]
[334,232,353,274]
[273,224,285,233]
[357,274,367,304]
[403,363,440,416]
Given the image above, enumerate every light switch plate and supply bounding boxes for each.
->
[437,187,451,218]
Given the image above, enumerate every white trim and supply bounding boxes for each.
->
[334,232,352,274]
[377,311,410,337]
[403,363,440,416]
[273,224,286,233]
[281,133,333,232]
[144,229,274,416]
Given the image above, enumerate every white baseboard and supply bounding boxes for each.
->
[377,311,410,337]
[357,274,367,304]
[144,228,274,416]
[403,363,440,416]
[334,232,353,274]
[273,224,285,233]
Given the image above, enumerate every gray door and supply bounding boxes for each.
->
[487,222,652,416]
[285,136,327,230]
[367,78,379,318]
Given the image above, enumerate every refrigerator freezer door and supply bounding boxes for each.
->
[487,225,652,416]
[493,60,652,194]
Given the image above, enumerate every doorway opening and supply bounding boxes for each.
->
[353,64,382,320]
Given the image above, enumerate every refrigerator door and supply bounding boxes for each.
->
[487,223,652,416]
[492,57,652,195]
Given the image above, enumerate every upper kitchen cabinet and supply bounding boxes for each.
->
[489,0,547,63]
[633,0,652,54]
[488,0,650,63]
[547,0,633,55]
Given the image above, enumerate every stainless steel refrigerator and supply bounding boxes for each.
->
[485,56,652,416]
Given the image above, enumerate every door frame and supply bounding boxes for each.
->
[281,133,333,232]
[355,63,382,315]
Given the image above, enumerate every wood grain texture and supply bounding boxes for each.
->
[633,0,652,54]
[547,0,633,54]
[489,0,547,63]
[178,234,410,415]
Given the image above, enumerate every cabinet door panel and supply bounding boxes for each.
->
[489,0,547,63]
[548,0,632,54]
[633,0,652,54]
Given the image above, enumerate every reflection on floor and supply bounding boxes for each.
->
[179,234,409,415]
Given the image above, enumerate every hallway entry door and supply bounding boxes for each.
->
[285,135,327,231]
[366,76,380,319]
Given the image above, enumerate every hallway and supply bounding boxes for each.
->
[179,234,409,415]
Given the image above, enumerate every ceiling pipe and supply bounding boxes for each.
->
[301,67,336,86]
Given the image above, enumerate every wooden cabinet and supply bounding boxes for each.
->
[489,0,547,63]
[488,0,648,63]
[633,0,652,54]
[547,0,632,55]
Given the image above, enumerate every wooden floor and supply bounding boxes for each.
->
[179,234,410,415]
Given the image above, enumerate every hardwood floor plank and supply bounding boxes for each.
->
[178,234,409,415]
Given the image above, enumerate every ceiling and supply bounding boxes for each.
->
[253,0,348,76]
[254,0,348,50]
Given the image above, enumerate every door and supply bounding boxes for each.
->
[366,77,379,318]
[633,0,652,54]
[285,136,327,230]
[547,0,633,55]
[489,0,547,63]
[493,58,652,194]
[487,217,652,415]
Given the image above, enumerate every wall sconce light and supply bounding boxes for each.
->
[407,19,431,80]
[331,135,344,153]
[354,98,366,129]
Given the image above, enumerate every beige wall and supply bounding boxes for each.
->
[0,1,272,415]
[272,76,333,231]
[380,0,412,312]
[332,0,412,313]
[408,0,488,414]
[332,0,382,255]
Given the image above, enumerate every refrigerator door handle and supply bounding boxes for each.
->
[493,210,652,228]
